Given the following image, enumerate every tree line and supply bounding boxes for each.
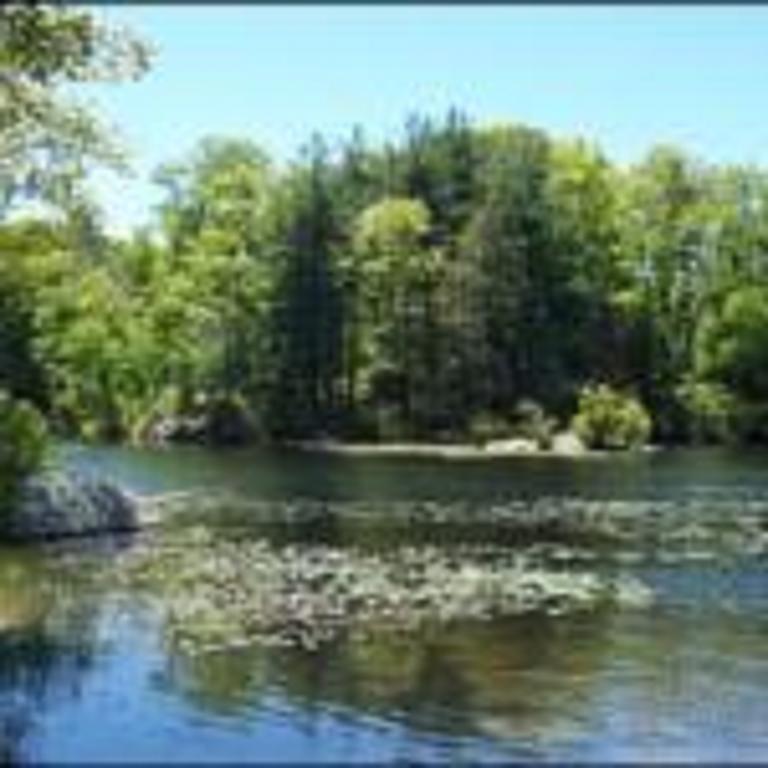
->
[3,5,768,448]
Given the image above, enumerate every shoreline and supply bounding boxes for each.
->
[285,438,661,460]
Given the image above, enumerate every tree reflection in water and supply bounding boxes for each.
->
[153,611,616,751]
[150,585,768,758]
[0,548,102,763]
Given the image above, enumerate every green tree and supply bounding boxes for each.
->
[154,137,277,409]
[0,390,48,517]
[617,146,710,437]
[694,284,768,441]
[267,136,344,438]
[345,196,445,436]
[0,3,151,439]
[461,125,568,415]
[0,4,151,214]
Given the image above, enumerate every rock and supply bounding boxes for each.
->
[147,415,209,445]
[483,438,538,455]
[146,404,253,446]
[551,431,587,456]
[7,471,141,541]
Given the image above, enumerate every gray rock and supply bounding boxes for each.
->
[8,471,140,541]
[551,431,587,455]
[147,415,209,444]
[483,437,539,455]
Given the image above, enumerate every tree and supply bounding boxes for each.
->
[461,125,568,415]
[345,196,445,436]
[696,286,768,398]
[267,136,345,437]
[617,146,710,437]
[0,3,151,434]
[0,218,64,406]
[547,138,627,385]
[0,4,151,215]
[0,390,48,517]
[153,137,277,407]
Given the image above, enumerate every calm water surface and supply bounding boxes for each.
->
[1,445,766,762]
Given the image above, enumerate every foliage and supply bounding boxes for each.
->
[511,400,557,450]
[572,385,652,451]
[0,390,48,516]
[695,285,768,401]
[676,379,741,444]
[467,412,513,447]
[0,4,152,213]
[201,391,258,445]
[4,58,768,450]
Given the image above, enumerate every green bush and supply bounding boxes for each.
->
[467,412,513,447]
[676,380,740,444]
[571,384,651,450]
[205,392,257,445]
[511,399,557,449]
[0,390,49,517]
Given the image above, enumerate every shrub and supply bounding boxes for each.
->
[727,400,768,445]
[374,405,408,442]
[204,392,257,445]
[0,390,49,518]
[511,399,557,449]
[571,384,651,450]
[467,412,512,447]
[676,380,740,444]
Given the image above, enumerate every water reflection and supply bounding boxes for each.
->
[0,549,102,763]
[0,445,766,761]
[155,613,615,750]
[63,441,768,503]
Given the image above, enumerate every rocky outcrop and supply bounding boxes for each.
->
[6,471,141,541]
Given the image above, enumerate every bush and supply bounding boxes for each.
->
[726,400,768,445]
[511,399,557,450]
[204,392,257,445]
[0,390,49,517]
[571,384,651,451]
[676,380,740,444]
[467,412,513,447]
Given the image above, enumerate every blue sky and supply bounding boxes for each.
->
[86,5,768,234]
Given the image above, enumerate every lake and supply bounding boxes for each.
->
[1,444,766,762]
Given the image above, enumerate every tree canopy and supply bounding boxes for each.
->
[3,7,768,447]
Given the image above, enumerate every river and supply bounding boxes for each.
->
[0,444,766,762]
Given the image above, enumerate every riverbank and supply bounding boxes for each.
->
[286,434,660,460]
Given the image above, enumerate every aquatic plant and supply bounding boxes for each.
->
[142,492,768,560]
[113,528,652,653]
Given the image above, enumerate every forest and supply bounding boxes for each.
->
[3,5,768,457]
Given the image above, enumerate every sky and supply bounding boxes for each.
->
[83,5,768,235]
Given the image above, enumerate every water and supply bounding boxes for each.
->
[1,444,766,762]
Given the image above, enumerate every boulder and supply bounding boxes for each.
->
[484,437,539,455]
[147,415,208,444]
[551,431,587,456]
[7,471,141,541]
[146,406,254,446]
